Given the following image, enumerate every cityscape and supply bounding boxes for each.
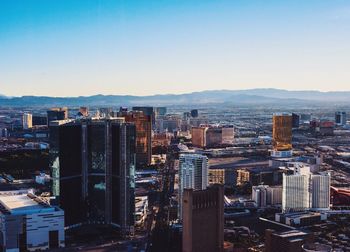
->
[1,99,350,251]
[2,1,350,252]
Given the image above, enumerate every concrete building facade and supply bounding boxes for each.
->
[311,173,331,210]
[282,174,310,212]
[182,185,224,252]
[282,171,330,212]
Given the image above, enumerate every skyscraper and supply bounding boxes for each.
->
[292,113,300,128]
[119,111,152,168]
[252,185,268,208]
[49,118,136,231]
[191,126,207,148]
[22,113,33,129]
[272,113,293,158]
[192,125,234,148]
[311,173,330,211]
[182,185,224,252]
[335,111,347,126]
[179,154,208,219]
[282,173,310,212]
[155,107,167,117]
[99,107,114,117]
[47,107,68,126]
[190,109,199,118]
[282,171,330,212]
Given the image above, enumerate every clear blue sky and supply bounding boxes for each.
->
[1,0,350,96]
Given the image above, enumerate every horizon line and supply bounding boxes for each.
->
[2,87,350,98]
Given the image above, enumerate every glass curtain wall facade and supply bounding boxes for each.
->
[50,119,136,230]
[272,114,292,151]
[120,111,152,169]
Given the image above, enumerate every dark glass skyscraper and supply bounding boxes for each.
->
[47,107,68,126]
[292,113,300,128]
[190,109,199,118]
[50,118,136,231]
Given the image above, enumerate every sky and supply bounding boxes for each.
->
[1,0,350,97]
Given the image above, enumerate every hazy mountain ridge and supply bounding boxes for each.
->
[0,89,349,106]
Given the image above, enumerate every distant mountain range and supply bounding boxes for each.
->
[0,89,350,106]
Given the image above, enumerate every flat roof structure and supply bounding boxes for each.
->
[0,193,54,215]
[277,211,324,219]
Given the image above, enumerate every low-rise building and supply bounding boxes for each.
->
[135,196,148,226]
[265,229,313,252]
[236,169,250,186]
[252,185,282,207]
[0,191,65,252]
[208,168,236,187]
[275,211,327,227]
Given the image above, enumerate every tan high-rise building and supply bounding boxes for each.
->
[122,111,152,168]
[272,113,292,157]
[191,126,207,147]
[192,125,234,148]
[22,113,33,129]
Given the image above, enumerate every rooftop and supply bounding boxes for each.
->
[0,193,54,215]
[277,211,323,219]
[276,230,309,238]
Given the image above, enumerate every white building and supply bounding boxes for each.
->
[0,191,65,251]
[252,185,268,208]
[282,174,310,212]
[22,113,33,129]
[179,154,208,191]
[252,185,282,208]
[179,154,208,219]
[311,173,331,210]
[282,170,330,213]
[267,186,283,206]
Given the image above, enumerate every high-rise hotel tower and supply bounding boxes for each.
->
[50,118,136,231]
[272,113,293,158]
[179,154,208,219]
[282,170,330,213]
